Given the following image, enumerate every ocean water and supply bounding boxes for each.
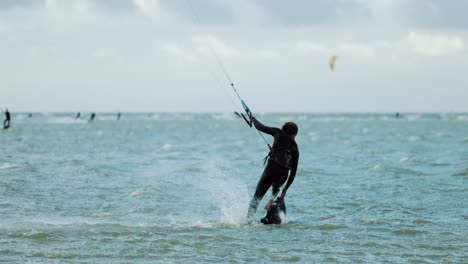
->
[1,112,467,263]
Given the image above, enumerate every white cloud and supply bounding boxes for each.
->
[295,41,331,54]
[193,35,241,58]
[247,48,280,59]
[162,35,281,66]
[134,0,162,17]
[338,42,374,57]
[161,43,197,65]
[294,40,374,57]
[407,32,465,56]
[45,0,94,14]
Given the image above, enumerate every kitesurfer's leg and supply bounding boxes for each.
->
[247,167,273,219]
[271,163,289,196]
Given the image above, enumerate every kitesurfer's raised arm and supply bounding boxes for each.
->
[251,116,278,136]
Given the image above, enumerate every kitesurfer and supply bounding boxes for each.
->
[247,116,299,221]
[89,113,95,122]
[3,109,10,129]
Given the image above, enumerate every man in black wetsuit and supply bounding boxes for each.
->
[247,116,299,220]
[89,113,95,122]
[3,109,10,129]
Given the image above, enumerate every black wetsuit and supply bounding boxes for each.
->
[247,117,299,218]
[3,110,10,129]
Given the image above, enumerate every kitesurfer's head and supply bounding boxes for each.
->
[282,122,298,137]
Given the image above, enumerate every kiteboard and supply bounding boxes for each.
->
[260,196,286,225]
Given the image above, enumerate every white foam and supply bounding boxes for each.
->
[47,117,87,124]
[0,163,22,170]
[129,188,145,197]
[161,144,174,151]
[201,158,250,227]
[407,114,421,121]
[400,157,415,162]
[212,113,235,120]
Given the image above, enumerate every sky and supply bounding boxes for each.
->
[0,0,467,113]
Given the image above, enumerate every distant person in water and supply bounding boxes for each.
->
[28,113,32,118]
[247,116,300,222]
[89,113,95,122]
[117,112,121,120]
[395,112,400,118]
[3,109,11,129]
[75,112,81,119]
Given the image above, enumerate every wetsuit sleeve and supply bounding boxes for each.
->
[251,117,278,136]
[283,152,299,192]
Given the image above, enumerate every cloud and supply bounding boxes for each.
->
[400,0,468,29]
[161,43,198,65]
[134,0,163,17]
[294,40,374,57]
[254,0,370,26]
[407,32,465,56]
[0,0,42,9]
[160,0,234,24]
[295,41,331,54]
[338,42,374,57]
[192,35,240,58]
[162,34,282,65]
[44,0,94,14]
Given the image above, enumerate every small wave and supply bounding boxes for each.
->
[447,186,466,191]
[318,215,336,220]
[47,117,86,124]
[429,162,450,167]
[28,217,104,226]
[129,188,145,197]
[341,202,360,207]
[0,163,22,170]
[400,157,416,163]
[212,113,235,120]
[325,205,345,210]
[16,231,50,239]
[452,169,468,177]
[161,144,174,151]
[407,114,421,121]
[318,224,346,230]
[392,229,426,235]
[357,217,388,224]
[413,219,432,224]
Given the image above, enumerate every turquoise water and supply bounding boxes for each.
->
[1,113,467,263]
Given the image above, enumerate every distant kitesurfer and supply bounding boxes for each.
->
[89,113,95,122]
[395,112,400,118]
[117,112,121,120]
[75,112,81,119]
[3,109,11,129]
[28,113,32,118]
[247,116,300,222]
